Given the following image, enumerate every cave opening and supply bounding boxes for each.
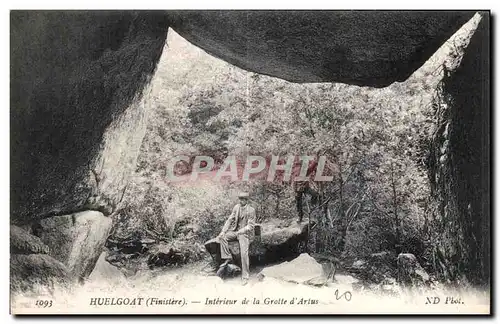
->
[105,14,487,286]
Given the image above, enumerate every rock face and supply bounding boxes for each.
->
[204,220,310,267]
[169,11,474,86]
[428,15,490,285]
[10,11,170,224]
[36,211,112,282]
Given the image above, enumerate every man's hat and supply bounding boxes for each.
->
[238,192,250,199]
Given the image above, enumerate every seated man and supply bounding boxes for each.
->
[216,192,256,285]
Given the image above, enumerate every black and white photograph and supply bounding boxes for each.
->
[9,9,491,314]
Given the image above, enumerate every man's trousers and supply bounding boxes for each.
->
[219,231,250,280]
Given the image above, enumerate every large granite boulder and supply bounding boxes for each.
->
[204,220,310,267]
[10,11,170,224]
[10,11,475,225]
[169,11,474,86]
[10,11,169,290]
[36,211,113,283]
[428,15,490,285]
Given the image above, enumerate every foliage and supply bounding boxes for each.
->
[112,19,481,274]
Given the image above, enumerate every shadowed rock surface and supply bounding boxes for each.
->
[169,11,474,86]
[428,16,490,285]
[10,254,70,293]
[10,11,170,224]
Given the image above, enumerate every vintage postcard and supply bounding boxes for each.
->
[10,10,490,315]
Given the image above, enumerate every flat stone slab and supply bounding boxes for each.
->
[257,253,323,284]
[204,220,310,267]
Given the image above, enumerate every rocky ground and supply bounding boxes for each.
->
[11,250,490,314]
[10,214,490,315]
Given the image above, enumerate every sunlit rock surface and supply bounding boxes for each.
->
[37,211,113,282]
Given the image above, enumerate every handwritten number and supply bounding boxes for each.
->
[334,289,352,301]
